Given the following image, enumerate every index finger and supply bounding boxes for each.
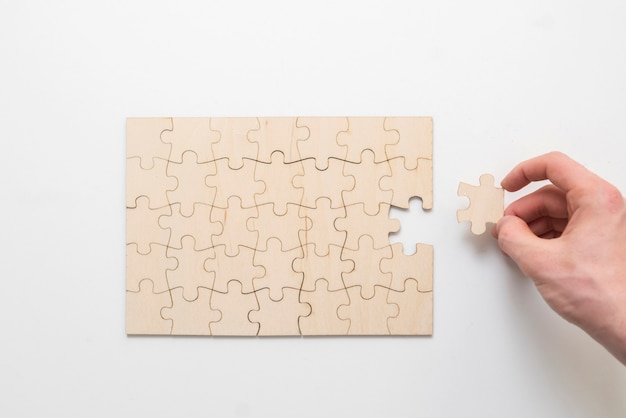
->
[501,151,599,193]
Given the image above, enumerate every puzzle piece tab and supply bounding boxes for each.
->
[457,173,504,235]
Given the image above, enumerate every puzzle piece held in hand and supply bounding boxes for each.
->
[457,173,504,235]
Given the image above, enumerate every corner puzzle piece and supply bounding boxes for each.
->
[457,173,504,235]
[299,279,349,335]
[380,242,433,292]
[126,118,172,169]
[387,278,432,335]
[337,286,398,335]
[126,279,172,335]
[209,280,259,336]
[249,287,311,336]
[161,287,220,335]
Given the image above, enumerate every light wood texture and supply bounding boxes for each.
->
[457,173,504,235]
[126,116,433,336]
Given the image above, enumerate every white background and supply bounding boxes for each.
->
[1,0,625,416]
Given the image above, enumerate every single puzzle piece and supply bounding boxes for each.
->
[206,157,263,209]
[293,243,353,292]
[298,197,347,256]
[161,287,220,335]
[166,150,217,216]
[457,173,504,234]
[253,151,304,214]
[204,245,263,294]
[126,279,172,335]
[247,117,307,163]
[210,196,259,255]
[126,157,176,209]
[161,117,220,163]
[126,196,171,254]
[341,235,392,299]
[383,117,433,169]
[335,203,400,250]
[299,278,350,336]
[342,149,392,215]
[209,280,259,336]
[210,117,260,169]
[247,203,306,251]
[387,278,432,335]
[293,157,354,209]
[380,242,433,292]
[252,237,304,301]
[165,236,216,301]
[126,243,175,293]
[126,117,172,169]
[337,285,399,335]
[249,287,311,336]
[294,117,349,169]
[336,117,399,163]
[380,157,433,210]
[158,203,221,250]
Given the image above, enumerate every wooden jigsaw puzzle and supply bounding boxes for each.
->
[126,117,433,335]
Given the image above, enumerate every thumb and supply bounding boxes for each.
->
[495,215,547,275]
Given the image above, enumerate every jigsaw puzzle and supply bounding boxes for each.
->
[126,116,434,335]
[457,174,504,234]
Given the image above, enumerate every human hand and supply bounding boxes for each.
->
[493,152,626,365]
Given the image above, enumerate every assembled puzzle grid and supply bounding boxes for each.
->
[126,117,433,336]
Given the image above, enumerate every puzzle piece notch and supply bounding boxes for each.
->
[335,203,400,251]
[387,278,433,335]
[126,117,172,170]
[161,287,220,335]
[337,285,398,335]
[342,149,392,215]
[457,173,504,235]
[126,243,176,293]
[247,203,306,252]
[299,279,350,336]
[298,197,347,256]
[295,117,349,169]
[247,117,308,163]
[205,245,264,294]
[336,117,399,163]
[210,196,259,256]
[126,279,172,335]
[126,157,177,209]
[294,243,353,292]
[380,242,433,292]
[166,150,217,216]
[293,157,355,209]
[253,151,304,214]
[380,157,433,210]
[158,203,221,250]
[207,157,263,209]
[209,280,259,336]
[210,117,260,169]
[341,235,392,299]
[252,237,304,301]
[126,196,171,254]
[383,117,433,169]
[165,236,216,302]
[249,287,311,336]
[161,117,220,163]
